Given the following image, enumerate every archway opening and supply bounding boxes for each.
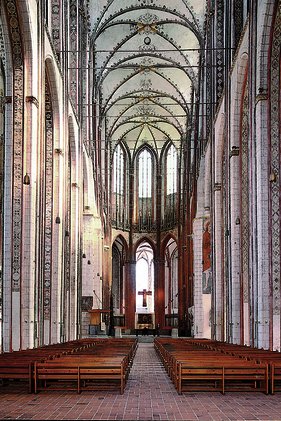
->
[111,236,127,328]
[135,242,154,327]
[164,238,178,328]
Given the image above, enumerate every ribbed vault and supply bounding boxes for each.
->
[91,0,205,159]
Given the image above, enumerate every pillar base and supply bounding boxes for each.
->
[171,328,178,338]
[114,327,122,338]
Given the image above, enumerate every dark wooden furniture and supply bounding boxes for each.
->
[0,338,137,394]
[154,338,269,395]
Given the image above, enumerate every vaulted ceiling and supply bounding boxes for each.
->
[90,0,206,158]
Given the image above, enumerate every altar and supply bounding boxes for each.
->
[135,327,157,336]
[135,312,155,330]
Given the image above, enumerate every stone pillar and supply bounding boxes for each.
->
[114,327,122,338]
[154,258,165,328]
[124,259,136,330]
[193,217,211,338]
[213,186,224,341]
[229,152,241,343]
[255,97,270,349]
[171,328,178,338]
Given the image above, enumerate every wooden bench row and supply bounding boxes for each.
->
[34,339,138,394]
[187,339,281,394]
[34,356,129,394]
[0,341,94,393]
[154,338,269,394]
[0,338,138,394]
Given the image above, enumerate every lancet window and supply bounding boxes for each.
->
[135,148,155,232]
[112,144,127,229]
[163,143,177,228]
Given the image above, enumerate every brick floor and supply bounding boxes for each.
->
[1,342,281,420]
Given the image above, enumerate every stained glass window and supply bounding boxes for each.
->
[138,149,152,198]
[163,144,177,228]
[135,148,155,231]
[112,144,127,228]
[166,144,177,194]
[113,144,124,195]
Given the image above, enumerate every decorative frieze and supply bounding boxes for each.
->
[43,76,54,320]
[5,0,24,292]
[216,0,224,101]
[270,3,281,315]
[241,81,249,304]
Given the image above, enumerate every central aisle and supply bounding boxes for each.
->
[124,342,178,419]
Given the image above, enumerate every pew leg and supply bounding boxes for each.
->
[121,365,125,394]
[77,367,81,394]
[177,377,182,394]
[28,364,32,393]
[266,365,269,395]
[222,368,225,395]
[34,365,38,394]
[271,368,275,395]
[28,378,32,394]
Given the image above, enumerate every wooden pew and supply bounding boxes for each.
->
[0,338,137,393]
[33,338,137,394]
[34,357,128,394]
[187,339,281,394]
[177,360,268,394]
[0,361,34,393]
[154,338,269,395]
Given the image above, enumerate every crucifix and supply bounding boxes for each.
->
[138,288,152,307]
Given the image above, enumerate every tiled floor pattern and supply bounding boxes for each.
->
[1,342,281,420]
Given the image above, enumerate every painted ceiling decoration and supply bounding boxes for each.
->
[90,0,206,158]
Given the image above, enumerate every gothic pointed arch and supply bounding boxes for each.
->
[111,142,130,229]
[41,64,55,344]
[161,141,178,229]
[111,235,128,325]
[228,51,248,344]
[133,145,157,231]
[135,239,155,315]
[161,235,178,327]
[90,1,204,258]
[40,57,62,345]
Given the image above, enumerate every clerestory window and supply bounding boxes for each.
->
[112,144,127,228]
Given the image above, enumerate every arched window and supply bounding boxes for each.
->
[166,144,177,195]
[163,144,177,228]
[135,148,155,231]
[113,144,124,195]
[112,144,127,228]
[138,149,152,198]
[136,242,154,313]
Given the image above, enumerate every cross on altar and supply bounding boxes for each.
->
[138,288,152,307]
